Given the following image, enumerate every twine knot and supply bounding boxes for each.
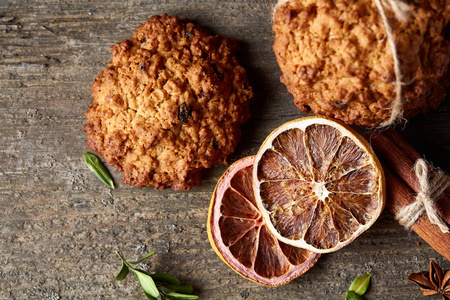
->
[396,159,450,234]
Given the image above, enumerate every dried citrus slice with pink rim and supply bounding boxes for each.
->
[253,116,385,253]
[207,156,320,286]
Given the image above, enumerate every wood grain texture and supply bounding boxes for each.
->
[0,0,449,299]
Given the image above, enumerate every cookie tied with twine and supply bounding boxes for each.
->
[396,159,450,234]
[272,0,450,127]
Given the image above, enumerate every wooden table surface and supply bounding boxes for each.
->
[1,1,449,299]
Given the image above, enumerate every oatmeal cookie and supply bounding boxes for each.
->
[84,14,253,190]
[273,0,450,126]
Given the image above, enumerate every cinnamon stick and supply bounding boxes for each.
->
[383,166,450,261]
[366,129,450,260]
[367,129,450,225]
[380,129,450,224]
[372,129,447,191]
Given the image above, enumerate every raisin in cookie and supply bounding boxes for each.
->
[273,0,449,127]
[84,14,253,190]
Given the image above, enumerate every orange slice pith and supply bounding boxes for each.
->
[207,156,320,286]
[253,116,385,253]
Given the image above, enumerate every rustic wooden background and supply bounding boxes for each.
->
[1,0,449,299]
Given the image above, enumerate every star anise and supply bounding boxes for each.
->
[408,260,450,300]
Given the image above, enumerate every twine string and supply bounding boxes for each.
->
[396,159,450,234]
[376,0,409,126]
[383,0,409,21]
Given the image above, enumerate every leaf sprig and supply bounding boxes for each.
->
[116,251,198,300]
[345,273,371,300]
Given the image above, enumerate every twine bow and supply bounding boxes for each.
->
[396,159,450,234]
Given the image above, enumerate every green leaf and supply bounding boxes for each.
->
[164,292,199,299]
[166,284,194,294]
[116,251,159,298]
[115,262,129,281]
[151,273,180,285]
[159,286,198,299]
[345,291,364,300]
[128,251,156,264]
[133,270,160,298]
[349,273,371,296]
[83,152,115,188]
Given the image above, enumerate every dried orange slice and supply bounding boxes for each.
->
[253,116,385,253]
[207,156,320,286]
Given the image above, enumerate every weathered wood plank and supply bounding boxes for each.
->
[0,0,449,299]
